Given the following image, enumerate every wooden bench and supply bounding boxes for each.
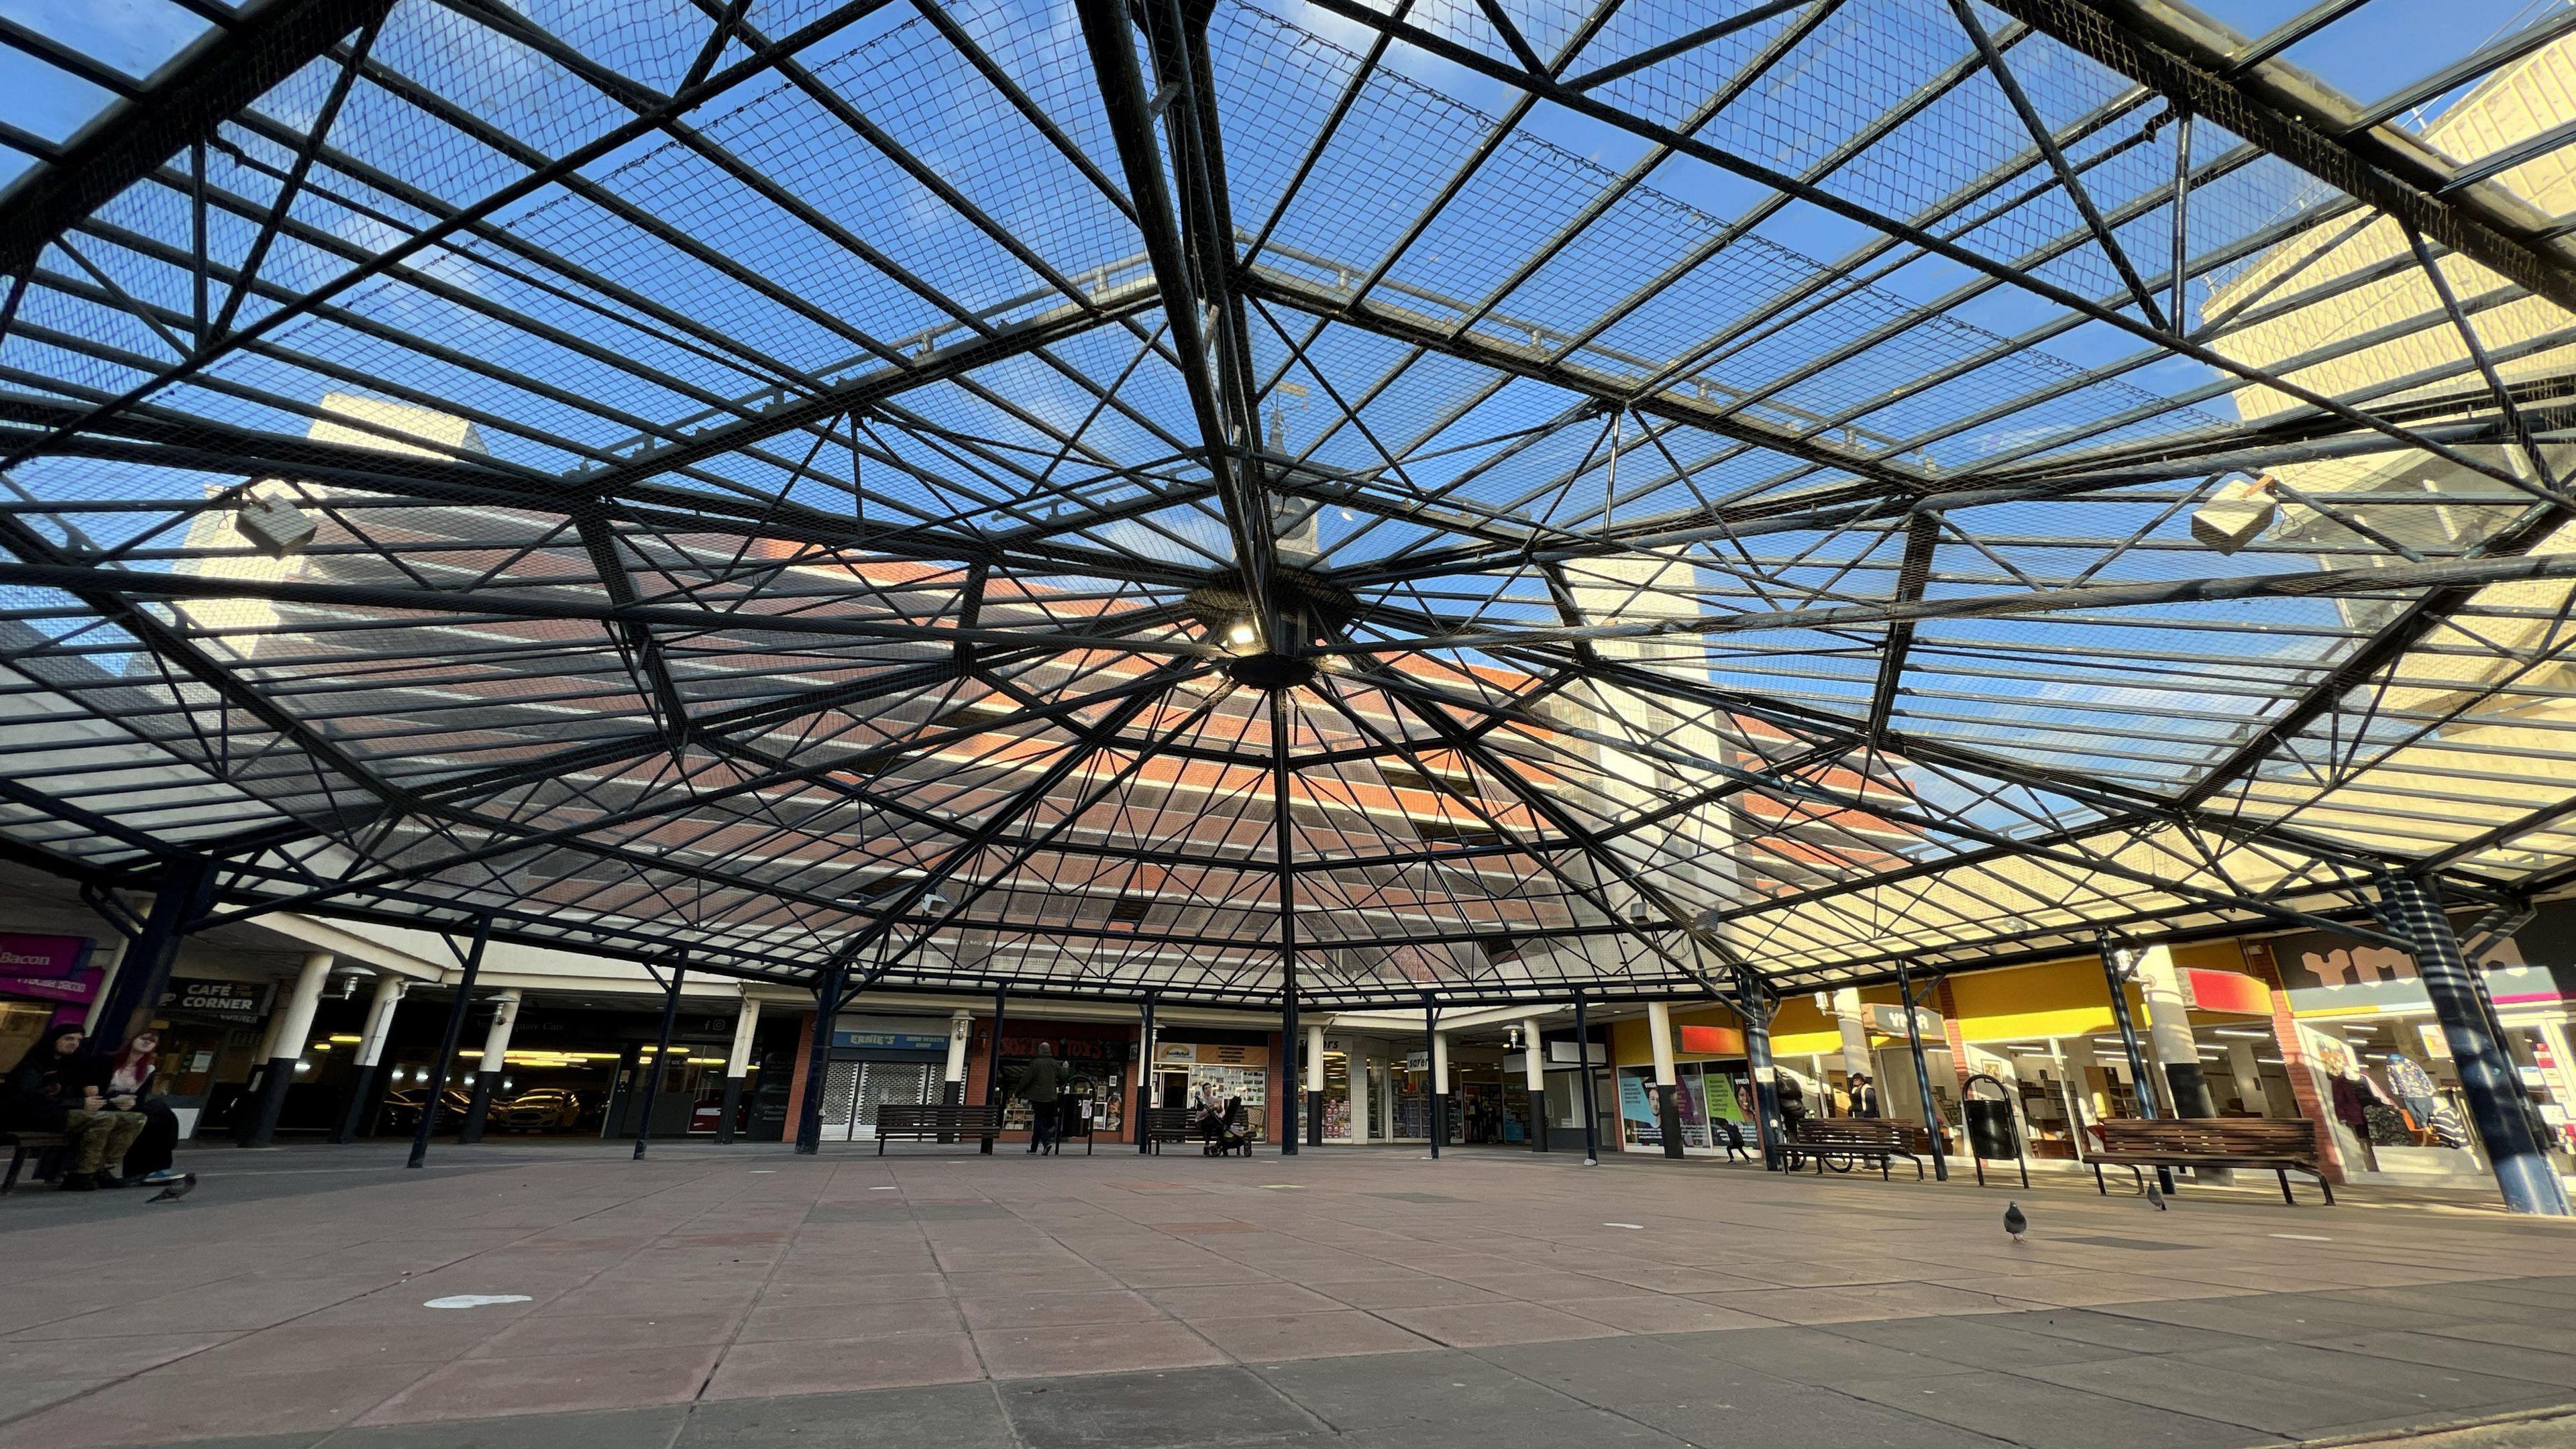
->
[2090,1120,2334,1205]
[874,1104,1001,1154]
[1786,1118,1923,1181]
[2,1130,68,1193]
[1141,1106,1195,1155]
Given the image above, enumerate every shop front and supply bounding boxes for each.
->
[991,1019,1134,1143]
[2262,911,2576,1185]
[1609,1012,1754,1155]
[1947,943,2301,1165]
[813,1014,954,1143]
[1149,1031,1273,1140]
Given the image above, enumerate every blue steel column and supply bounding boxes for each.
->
[633,958,685,1161]
[1894,959,1949,1182]
[793,958,845,1155]
[407,914,490,1169]
[984,981,1008,1155]
[2381,875,2573,1216]
[1737,965,1784,1172]
[93,855,218,1048]
[1422,998,1441,1160]
[2097,934,2174,1195]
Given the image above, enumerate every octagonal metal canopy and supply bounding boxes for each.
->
[5,0,2576,1007]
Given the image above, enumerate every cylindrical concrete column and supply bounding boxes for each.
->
[2380,875,2571,1215]
[459,988,521,1144]
[1348,1047,1371,1144]
[1647,1000,1684,1157]
[241,951,334,1148]
[2133,943,2214,1118]
[716,996,761,1144]
[1305,1024,1326,1147]
[333,975,407,1143]
[1521,1016,1548,1152]
[1831,987,1870,1116]
[1430,1027,1450,1151]
[2226,1041,2268,1116]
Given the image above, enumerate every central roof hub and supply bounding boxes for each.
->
[1224,651,1318,691]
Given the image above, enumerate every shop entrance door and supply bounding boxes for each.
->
[820,1060,940,1141]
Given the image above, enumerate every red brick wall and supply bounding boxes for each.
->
[781,1010,814,1136]
[2249,943,2346,1183]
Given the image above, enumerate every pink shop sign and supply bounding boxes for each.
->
[0,933,100,1008]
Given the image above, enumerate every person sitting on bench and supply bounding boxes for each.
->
[4,1026,146,1191]
[1205,1096,1252,1157]
[1191,1080,1225,1148]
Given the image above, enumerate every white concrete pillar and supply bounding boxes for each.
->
[476,989,523,1076]
[1521,1018,1547,1094]
[270,951,335,1069]
[2132,943,2205,1116]
[945,1009,971,1083]
[2227,1041,2269,1116]
[2064,1037,2104,1121]
[1348,1048,1371,1143]
[1646,1001,1680,1087]
[1430,1031,1450,1094]
[725,996,763,1079]
[1305,1024,1326,1093]
[354,975,407,1068]
[1832,988,1870,1111]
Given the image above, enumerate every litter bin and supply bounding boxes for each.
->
[1963,1073,2027,1188]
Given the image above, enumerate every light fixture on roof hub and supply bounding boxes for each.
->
[2189,473,2277,555]
[1226,619,1260,651]
[233,490,317,560]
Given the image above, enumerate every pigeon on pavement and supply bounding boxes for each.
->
[144,1172,196,1203]
[2147,1183,2167,1211]
[2003,1201,2027,1242]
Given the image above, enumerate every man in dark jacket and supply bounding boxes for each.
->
[1022,1048,1062,1155]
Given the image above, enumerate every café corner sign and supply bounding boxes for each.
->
[160,978,272,1022]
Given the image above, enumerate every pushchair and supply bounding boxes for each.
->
[1202,1096,1253,1157]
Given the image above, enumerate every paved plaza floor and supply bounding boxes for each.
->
[3,1141,2574,1448]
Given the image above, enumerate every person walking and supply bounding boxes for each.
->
[1023,1045,1063,1155]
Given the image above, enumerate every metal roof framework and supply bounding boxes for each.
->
[3,0,2576,1007]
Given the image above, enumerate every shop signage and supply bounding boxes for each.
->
[1862,1005,1941,1038]
[832,1028,950,1052]
[2176,969,2271,1016]
[1153,1041,1197,1065]
[2268,906,2575,1014]
[1193,1042,1267,1067]
[1545,1040,1605,1066]
[160,978,272,1022]
[0,934,96,1006]
[998,1035,1135,1063]
[1677,1024,1745,1055]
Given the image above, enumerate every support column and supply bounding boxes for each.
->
[1894,959,1950,1181]
[1521,1016,1548,1152]
[2226,1041,2269,1116]
[793,959,844,1155]
[716,995,761,1145]
[333,975,407,1143]
[93,856,219,1049]
[1831,987,1871,1115]
[1647,1000,1684,1159]
[1281,986,1301,1157]
[2381,875,2572,1216]
[2134,943,2216,1118]
[2099,938,2175,1193]
[460,988,521,1146]
[409,917,490,1169]
[1349,1044,1371,1145]
[1134,995,1155,1153]
[983,982,1008,1155]
[1305,1023,1326,1147]
[241,951,334,1149]
[1574,994,1599,1165]
[634,961,684,1161]
[1423,1001,1442,1159]
[1738,969,1784,1172]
